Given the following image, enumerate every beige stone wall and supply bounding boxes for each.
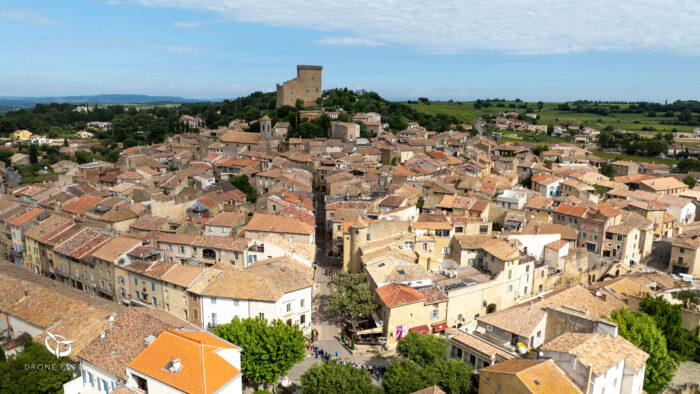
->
[276,66,322,107]
[163,283,190,321]
[380,300,447,346]
[670,243,700,276]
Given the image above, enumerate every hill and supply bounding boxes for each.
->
[405,100,700,134]
[0,94,207,113]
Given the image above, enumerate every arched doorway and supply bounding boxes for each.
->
[300,314,306,325]
[202,248,216,260]
[286,319,292,327]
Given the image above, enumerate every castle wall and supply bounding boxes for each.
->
[276,65,322,107]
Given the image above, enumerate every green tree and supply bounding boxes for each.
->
[599,163,615,178]
[673,289,699,309]
[537,101,544,111]
[435,359,473,394]
[0,338,73,394]
[382,359,438,394]
[0,346,5,362]
[682,174,697,189]
[28,144,38,164]
[532,145,549,156]
[327,272,377,326]
[74,150,94,164]
[300,361,379,394]
[214,317,305,387]
[396,332,448,366]
[608,309,675,392]
[640,295,700,362]
[230,174,258,203]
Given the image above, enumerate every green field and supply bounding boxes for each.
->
[591,151,679,166]
[405,101,696,134]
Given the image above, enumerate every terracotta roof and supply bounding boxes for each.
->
[480,359,583,394]
[477,304,546,338]
[449,332,514,362]
[244,213,314,235]
[101,204,140,222]
[192,236,250,251]
[542,333,648,376]
[128,329,240,394]
[24,215,74,243]
[92,236,141,262]
[640,176,688,191]
[545,239,568,251]
[130,215,168,231]
[554,204,587,218]
[201,257,313,301]
[207,212,244,227]
[9,207,44,227]
[54,227,111,260]
[220,130,260,144]
[161,264,206,288]
[78,308,198,379]
[376,282,426,308]
[62,195,106,215]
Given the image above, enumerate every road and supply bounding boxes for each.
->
[286,192,392,381]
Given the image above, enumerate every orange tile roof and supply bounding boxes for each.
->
[376,282,426,308]
[9,207,44,227]
[61,195,106,215]
[244,213,314,235]
[128,329,240,394]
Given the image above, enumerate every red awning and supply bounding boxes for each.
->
[432,323,448,332]
[409,325,430,335]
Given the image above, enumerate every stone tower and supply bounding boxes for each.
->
[260,115,272,138]
[275,65,323,108]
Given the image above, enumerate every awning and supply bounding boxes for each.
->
[357,326,383,335]
[409,325,430,335]
[432,323,448,332]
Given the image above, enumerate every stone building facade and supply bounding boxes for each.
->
[276,65,323,107]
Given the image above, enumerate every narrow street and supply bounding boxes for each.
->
[286,192,392,381]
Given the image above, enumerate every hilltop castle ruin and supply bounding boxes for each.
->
[276,65,322,108]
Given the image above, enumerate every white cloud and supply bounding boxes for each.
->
[124,0,700,55]
[0,8,57,25]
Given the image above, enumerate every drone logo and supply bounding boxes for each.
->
[44,332,73,357]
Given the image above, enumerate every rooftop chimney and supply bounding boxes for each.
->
[108,315,114,330]
[100,331,106,340]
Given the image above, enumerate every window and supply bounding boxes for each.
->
[617,235,623,241]
[258,313,265,319]
[430,310,440,320]
[593,234,598,240]
[441,247,450,254]
[679,256,684,264]
[455,226,464,233]
[300,299,305,308]
[404,241,413,249]
[507,285,513,292]
[135,290,140,299]
[537,330,541,337]
[423,243,428,251]
[164,289,169,298]
[233,299,239,307]
[211,313,217,326]
[183,295,187,305]
[286,303,291,313]
[435,229,450,237]
[151,282,155,291]
[366,234,371,241]
[508,270,512,279]
[211,298,217,304]
[680,247,685,253]
[134,277,138,285]
[152,297,157,306]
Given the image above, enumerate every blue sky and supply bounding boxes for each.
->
[1,0,699,102]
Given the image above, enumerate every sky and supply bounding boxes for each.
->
[1,0,700,102]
